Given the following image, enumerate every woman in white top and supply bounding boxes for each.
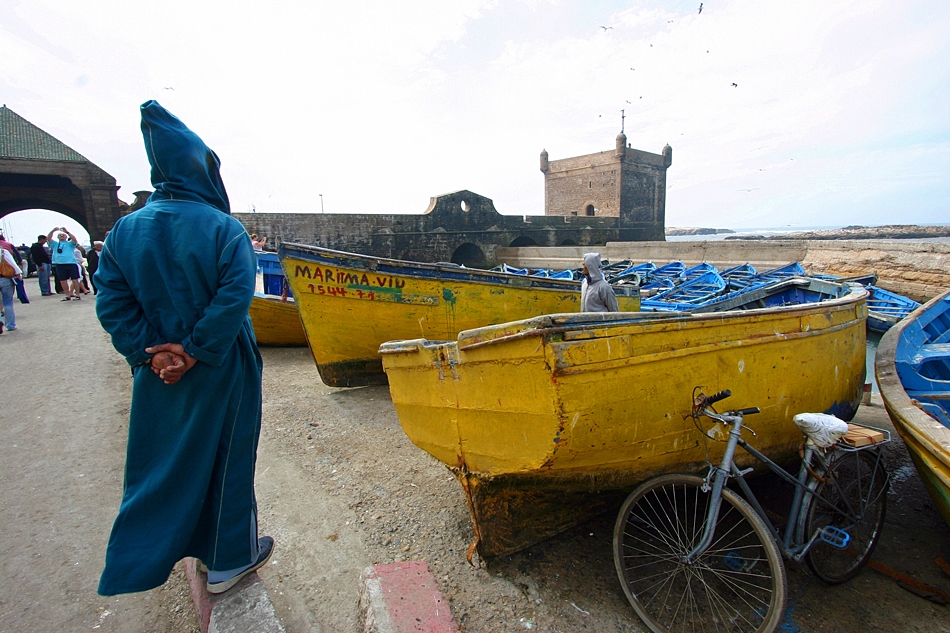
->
[0,248,23,332]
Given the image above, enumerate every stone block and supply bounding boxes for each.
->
[183,557,285,633]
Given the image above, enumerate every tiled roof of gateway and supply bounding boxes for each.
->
[0,105,87,162]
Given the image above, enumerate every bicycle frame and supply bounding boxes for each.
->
[685,410,885,565]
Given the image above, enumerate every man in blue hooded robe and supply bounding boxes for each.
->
[96,100,273,595]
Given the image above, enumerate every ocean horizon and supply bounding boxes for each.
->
[666,223,950,243]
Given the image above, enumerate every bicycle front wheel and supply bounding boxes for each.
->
[613,474,787,633]
[801,449,888,584]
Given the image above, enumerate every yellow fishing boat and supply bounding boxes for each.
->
[876,290,950,529]
[279,243,640,387]
[380,286,869,559]
[249,294,307,346]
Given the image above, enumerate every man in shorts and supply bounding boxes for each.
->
[47,227,83,300]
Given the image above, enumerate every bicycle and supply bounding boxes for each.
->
[612,387,891,633]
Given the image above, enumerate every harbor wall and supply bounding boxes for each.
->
[498,240,950,302]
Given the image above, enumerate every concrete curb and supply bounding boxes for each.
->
[358,561,460,633]
[183,558,285,633]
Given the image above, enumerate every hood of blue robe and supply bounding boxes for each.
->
[140,100,230,214]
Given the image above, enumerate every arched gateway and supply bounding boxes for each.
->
[0,105,127,240]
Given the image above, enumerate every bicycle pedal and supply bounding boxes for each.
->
[819,526,851,549]
[722,551,756,572]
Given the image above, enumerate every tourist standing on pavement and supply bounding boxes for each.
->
[30,236,53,296]
[96,100,272,596]
[87,241,102,295]
[0,245,22,333]
[74,245,91,295]
[0,234,29,304]
[48,227,82,300]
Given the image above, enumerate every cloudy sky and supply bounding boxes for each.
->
[1,0,948,243]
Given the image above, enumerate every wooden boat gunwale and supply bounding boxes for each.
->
[875,290,950,528]
[279,242,639,296]
[435,282,867,351]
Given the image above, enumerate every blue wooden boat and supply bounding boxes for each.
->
[720,263,757,289]
[647,261,686,283]
[606,262,654,285]
[641,270,727,310]
[866,285,921,333]
[876,291,950,529]
[727,262,807,290]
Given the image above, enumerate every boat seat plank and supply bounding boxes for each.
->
[911,343,950,366]
[905,390,950,401]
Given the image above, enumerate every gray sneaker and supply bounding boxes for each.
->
[206,536,275,594]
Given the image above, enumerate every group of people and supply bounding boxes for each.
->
[34,228,103,300]
[0,228,105,334]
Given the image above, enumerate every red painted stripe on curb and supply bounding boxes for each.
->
[183,558,213,633]
[362,561,460,633]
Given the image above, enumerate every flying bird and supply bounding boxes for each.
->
[731,82,738,87]
[738,188,760,192]
[600,26,613,31]
[626,100,631,104]
[698,3,703,14]
[163,87,174,91]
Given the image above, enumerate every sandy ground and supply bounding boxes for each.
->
[2,285,949,632]
[0,291,197,633]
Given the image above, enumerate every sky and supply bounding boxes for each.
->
[1,0,948,245]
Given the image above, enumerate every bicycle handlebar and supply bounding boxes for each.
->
[733,407,760,416]
[703,389,732,406]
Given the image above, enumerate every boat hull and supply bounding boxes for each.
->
[876,291,950,529]
[279,244,640,387]
[381,288,869,558]
[249,295,307,346]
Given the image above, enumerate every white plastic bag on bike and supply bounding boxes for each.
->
[793,412,849,448]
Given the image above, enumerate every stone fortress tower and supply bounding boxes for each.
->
[541,131,671,241]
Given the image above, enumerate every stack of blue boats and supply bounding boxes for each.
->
[491,258,921,330]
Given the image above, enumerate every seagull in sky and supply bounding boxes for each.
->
[699,3,703,14]
[731,82,738,87]
[600,26,613,31]
[163,87,174,91]
[738,188,760,192]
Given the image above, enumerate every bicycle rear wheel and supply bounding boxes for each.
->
[801,449,888,584]
[613,474,787,633]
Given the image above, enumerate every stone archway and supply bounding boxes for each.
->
[0,106,127,240]
[450,242,486,268]
[509,236,538,247]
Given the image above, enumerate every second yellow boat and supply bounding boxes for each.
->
[279,243,640,386]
